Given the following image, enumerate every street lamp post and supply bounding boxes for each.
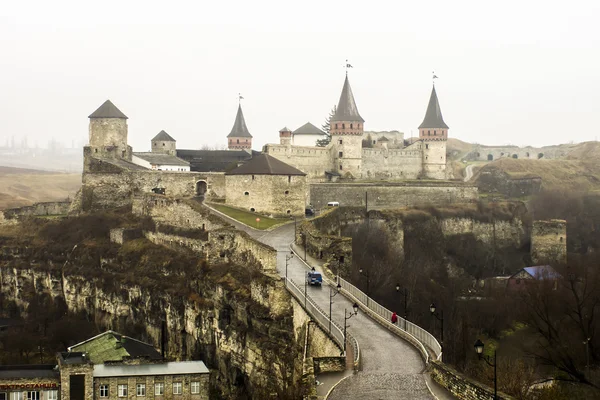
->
[430,303,444,358]
[395,283,408,330]
[291,216,297,243]
[285,252,293,278]
[329,282,342,333]
[474,339,497,400]
[343,303,359,353]
[359,268,370,307]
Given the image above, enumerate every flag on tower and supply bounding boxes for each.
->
[346,63,353,68]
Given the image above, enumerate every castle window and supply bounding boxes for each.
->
[560,237,564,242]
[244,191,249,196]
[426,156,428,160]
[428,130,430,135]
[335,124,338,129]
[95,148,98,153]
[153,143,156,146]
[173,383,182,395]
[250,207,255,212]
[339,151,343,158]
[237,139,239,144]
[136,384,146,397]
[339,139,343,145]
[284,190,289,195]
[252,175,255,180]
[163,143,165,146]
[426,144,429,149]
[339,164,343,170]
[350,123,353,128]
[373,140,376,144]
[434,130,436,135]
[342,123,345,129]
[288,175,291,183]
[286,210,291,214]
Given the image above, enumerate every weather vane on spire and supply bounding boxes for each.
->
[432,71,439,85]
[345,59,353,76]
[238,93,244,104]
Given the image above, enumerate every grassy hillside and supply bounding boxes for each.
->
[476,158,600,192]
[0,166,81,210]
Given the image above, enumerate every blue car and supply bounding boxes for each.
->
[306,271,322,286]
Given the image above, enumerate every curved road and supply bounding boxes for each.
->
[225,215,439,399]
[464,164,474,182]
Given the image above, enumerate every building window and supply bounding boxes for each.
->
[372,140,376,144]
[137,384,146,397]
[118,384,128,397]
[434,130,436,135]
[0,393,6,400]
[288,175,291,183]
[252,175,255,180]
[335,124,338,129]
[284,190,289,195]
[237,139,239,144]
[46,391,57,400]
[155,383,164,396]
[26,392,38,400]
[342,123,345,129]
[339,139,343,144]
[162,143,165,146]
[10,393,22,400]
[338,151,343,158]
[173,383,182,395]
[99,385,109,398]
[350,123,353,128]
[191,382,201,394]
[425,144,429,149]
[244,191,249,196]
[339,164,343,170]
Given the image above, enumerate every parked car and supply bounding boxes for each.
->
[306,271,322,286]
[327,201,340,207]
[305,207,315,216]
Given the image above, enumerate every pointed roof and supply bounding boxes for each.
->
[418,85,448,129]
[293,122,325,135]
[331,75,364,122]
[226,154,306,176]
[152,130,176,142]
[279,126,292,132]
[89,100,128,119]
[227,104,252,138]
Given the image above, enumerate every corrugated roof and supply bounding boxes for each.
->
[331,75,364,122]
[227,104,252,138]
[418,85,449,129]
[93,361,209,378]
[133,153,190,167]
[523,266,562,280]
[0,365,59,379]
[293,122,325,136]
[226,153,305,176]
[89,100,128,119]
[69,331,162,364]
[152,130,176,142]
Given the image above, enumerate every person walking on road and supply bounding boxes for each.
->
[391,311,398,324]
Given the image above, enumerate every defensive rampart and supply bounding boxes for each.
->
[0,201,71,222]
[309,182,478,211]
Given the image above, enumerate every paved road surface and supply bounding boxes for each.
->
[464,164,474,182]
[206,207,451,399]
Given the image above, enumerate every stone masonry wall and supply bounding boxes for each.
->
[93,373,209,400]
[430,361,515,400]
[1,201,71,220]
[264,144,332,179]
[226,174,306,217]
[531,219,567,265]
[361,147,422,180]
[309,182,478,211]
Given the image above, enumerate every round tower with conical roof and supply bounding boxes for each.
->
[227,104,253,150]
[151,130,177,155]
[419,85,448,179]
[330,75,364,178]
[279,127,292,146]
[86,100,132,166]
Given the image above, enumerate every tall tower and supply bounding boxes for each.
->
[151,130,176,155]
[330,75,364,178]
[227,104,253,150]
[87,100,131,162]
[419,85,449,179]
[279,127,292,146]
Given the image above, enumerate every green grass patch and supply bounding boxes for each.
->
[211,204,288,230]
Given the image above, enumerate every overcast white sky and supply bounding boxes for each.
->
[1,0,599,151]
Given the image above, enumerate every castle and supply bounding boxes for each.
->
[264,74,450,180]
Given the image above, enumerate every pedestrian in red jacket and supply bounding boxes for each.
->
[391,312,398,324]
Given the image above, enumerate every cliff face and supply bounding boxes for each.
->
[0,252,301,399]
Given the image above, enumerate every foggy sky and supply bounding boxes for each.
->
[1,0,599,152]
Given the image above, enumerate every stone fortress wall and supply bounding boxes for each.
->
[0,201,72,223]
[465,143,576,161]
[263,144,332,179]
[309,182,478,211]
[531,219,567,265]
[361,142,423,179]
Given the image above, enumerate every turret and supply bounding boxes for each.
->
[87,100,132,162]
[151,130,176,155]
[227,104,253,150]
[419,85,448,179]
[279,127,292,146]
[329,75,364,177]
